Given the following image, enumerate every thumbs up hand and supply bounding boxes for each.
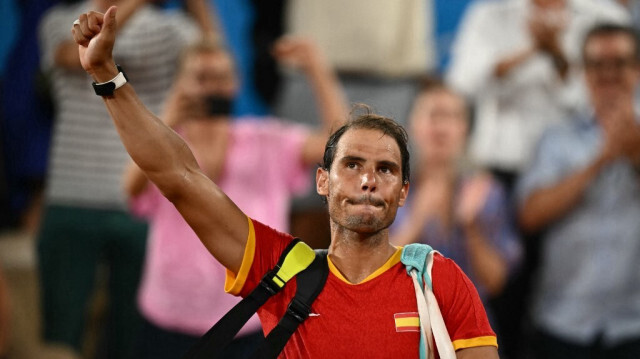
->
[71,6,119,80]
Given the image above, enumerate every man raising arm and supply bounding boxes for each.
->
[73,7,499,358]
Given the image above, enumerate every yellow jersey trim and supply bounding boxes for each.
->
[452,336,498,351]
[327,246,403,285]
[224,216,256,295]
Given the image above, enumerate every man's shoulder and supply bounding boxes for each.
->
[431,252,460,275]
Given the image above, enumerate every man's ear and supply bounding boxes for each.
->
[398,182,410,207]
[316,167,329,196]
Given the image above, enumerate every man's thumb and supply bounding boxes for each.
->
[103,6,117,33]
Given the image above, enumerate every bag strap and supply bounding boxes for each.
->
[423,250,456,359]
[182,238,317,359]
[401,243,456,359]
[251,249,329,359]
[409,269,435,359]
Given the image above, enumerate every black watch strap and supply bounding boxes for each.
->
[92,64,128,97]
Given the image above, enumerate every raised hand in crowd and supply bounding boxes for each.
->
[528,2,569,79]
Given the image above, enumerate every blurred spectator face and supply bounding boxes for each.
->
[410,89,468,164]
[530,0,567,28]
[181,50,238,100]
[584,32,639,108]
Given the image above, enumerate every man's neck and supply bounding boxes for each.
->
[327,227,397,284]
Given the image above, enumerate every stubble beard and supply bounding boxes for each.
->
[330,203,396,236]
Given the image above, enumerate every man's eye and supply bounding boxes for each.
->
[379,167,391,174]
[347,162,357,169]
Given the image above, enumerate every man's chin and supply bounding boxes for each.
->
[344,215,387,234]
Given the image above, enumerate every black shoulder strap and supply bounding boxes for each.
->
[181,242,328,359]
[251,249,329,359]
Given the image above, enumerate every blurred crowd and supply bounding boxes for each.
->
[1,0,639,358]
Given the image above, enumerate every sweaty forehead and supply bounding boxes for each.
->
[335,128,401,161]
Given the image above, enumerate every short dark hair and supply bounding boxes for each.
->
[322,107,410,184]
[582,23,640,62]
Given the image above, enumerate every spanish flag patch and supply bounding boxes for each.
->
[394,312,420,332]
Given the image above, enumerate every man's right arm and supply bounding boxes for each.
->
[73,7,247,273]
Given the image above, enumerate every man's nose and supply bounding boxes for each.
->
[360,171,377,192]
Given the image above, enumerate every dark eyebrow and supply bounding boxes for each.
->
[340,155,366,163]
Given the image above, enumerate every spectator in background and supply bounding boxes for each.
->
[518,24,640,358]
[446,0,628,192]
[391,81,521,339]
[448,4,628,355]
[273,0,437,248]
[36,0,211,357]
[125,36,347,359]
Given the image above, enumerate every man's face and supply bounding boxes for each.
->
[181,51,238,99]
[316,128,409,234]
[584,33,640,109]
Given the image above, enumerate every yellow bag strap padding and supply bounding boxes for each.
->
[271,241,316,288]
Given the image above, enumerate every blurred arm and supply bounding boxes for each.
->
[273,37,349,165]
[493,47,536,78]
[519,103,639,233]
[463,224,508,296]
[184,0,221,40]
[528,16,569,81]
[519,152,609,233]
[457,175,508,296]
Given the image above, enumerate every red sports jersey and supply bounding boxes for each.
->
[225,218,497,358]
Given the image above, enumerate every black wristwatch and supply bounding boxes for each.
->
[92,64,128,97]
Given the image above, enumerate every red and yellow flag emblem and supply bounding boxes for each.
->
[394,312,420,332]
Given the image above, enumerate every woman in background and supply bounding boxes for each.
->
[392,80,521,306]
